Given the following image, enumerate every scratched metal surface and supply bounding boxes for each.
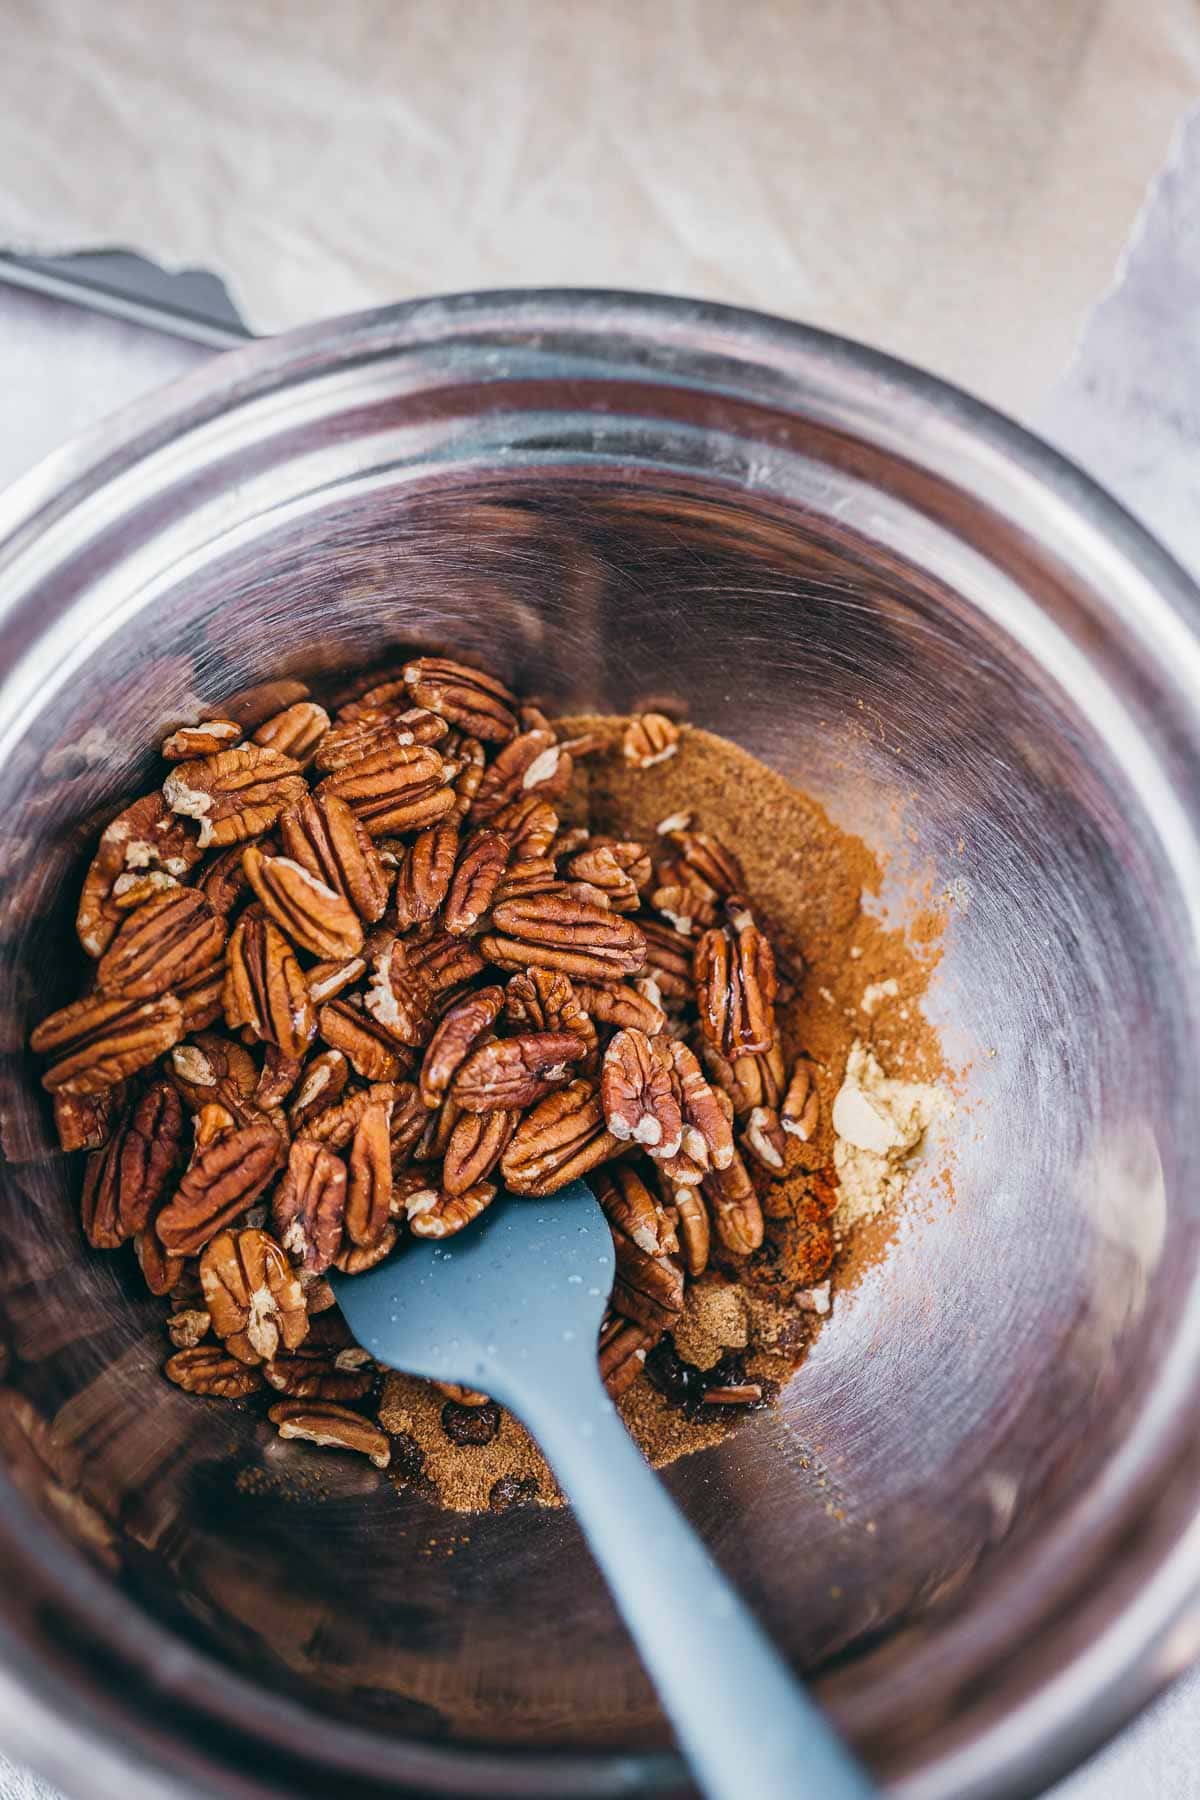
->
[0,220,1199,1800]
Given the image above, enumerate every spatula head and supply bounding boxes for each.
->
[329,1179,616,1398]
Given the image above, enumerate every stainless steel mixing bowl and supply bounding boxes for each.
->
[1,291,1199,1800]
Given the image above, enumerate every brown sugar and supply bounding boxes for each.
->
[378,1372,562,1512]
[387,718,949,1511]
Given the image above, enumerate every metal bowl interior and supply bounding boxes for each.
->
[1,293,1200,1800]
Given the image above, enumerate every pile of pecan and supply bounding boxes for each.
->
[30,657,823,1470]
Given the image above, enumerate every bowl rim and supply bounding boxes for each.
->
[3,286,1200,1799]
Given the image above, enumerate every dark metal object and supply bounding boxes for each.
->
[0,291,1198,1799]
[0,249,253,348]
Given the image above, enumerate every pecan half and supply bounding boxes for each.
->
[166,1346,261,1398]
[272,1137,348,1273]
[315,704,445,770]
[168,1032,259,1116]
[335,669,448,726]
[500,1080,622,1196]
[363,939,437,1048]
[743,1105,791,1175]
[255,1043,304,1111]
[96,887,225,1001]
[307,954,366,1003]
[503,967,591,1037]
[594,1164,676,1257]
[469,730,573,819]
[417,986,504,1109]
[664,829,746,899]
[252,700,331,767]
[550,825,591,860]
[599,1316,657,1397]
[694,910,777,1057]
[407,930,486,997]
[346,1101,393,1247]
[108,869,181,915]
[636,917,695,1000]
[447,734,485,819]
[81,1081,184,1248]
[269,1399,390,1468]
[656,1140,707,1188]
[194,1101,236,1150]
[242,845,364,960]
[610,1230,684,1332]
[338,676,449,734]
[388,1081,429,1169]
[287,1049,350,1132]
[564,844,641,911]
[177,964,225,1032]
[318,1000,411,1083]
[392,820,459,927]
[443,829,509,934]
[600,1029,683,1155]
[492,858,562,905]
[305,1081,397,1149]
[593,837,653,891]
[162,719,243,760]
[443,1108,520,1193]
[488,794,559,861]
[570,979,666,1039]
[33,992,185,1094]
[484,893,646,983]
[166,1308,212,1350]
[200,1228,308,1365]
[402,656,518,744]
[702,1148,764,1255]
[651,879,720,936]
[162,746,307,849]
[700,1039,786,1116]
[278,791,390,924]
[666,1038,735,1171]
[622,712,680,769]
[197,843,253,916]
[403,1176,497,1240]
[334,1224,399,1273]
[134,1228,184,1296]
[76,792,203,958]
[156,1122,283,1255]
[262,1350,372,1402]
[52,1086,122,1154]
[412,1092,462,1163]
[781,1059,820,1141]
[673,1185,712,1276]
[311,711,406,772]
[328,665,405,711]
[318,742,454,836]
[453,1031,587,1112]
[224,908,316,1058]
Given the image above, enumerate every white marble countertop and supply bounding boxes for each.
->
[3,114,1200,1785]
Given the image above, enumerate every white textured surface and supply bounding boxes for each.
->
[4,98,1200,1800]
[1036,102,1200,1800]
[1038,103,1200,575]
[4,0,1200,416]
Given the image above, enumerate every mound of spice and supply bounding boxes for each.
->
[29,657,945,1506]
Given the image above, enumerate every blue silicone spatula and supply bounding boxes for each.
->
[330,1178,875,1800]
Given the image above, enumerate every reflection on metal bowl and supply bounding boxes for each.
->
[0,291,1199,1798]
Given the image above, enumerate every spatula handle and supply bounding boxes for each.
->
[512,1370,875,1800]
